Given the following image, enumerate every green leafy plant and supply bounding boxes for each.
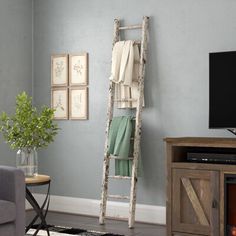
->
[0,92,59,150]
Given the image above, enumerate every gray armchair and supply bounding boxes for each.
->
[0,166,25,236]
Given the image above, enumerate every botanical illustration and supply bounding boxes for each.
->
[70,88,87,119]
[52,89,68,119]
[73,60,84,76]
[55,61,65,77]
[51,55,68,86]
[70,54,88,85]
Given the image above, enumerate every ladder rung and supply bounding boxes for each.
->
[104,216,128,220]
[134,40,141,45]
[108,175,131,180]
[108,194,130,200]
[119,24,142,30]
[109,155,134,160]
[114,98,137,102]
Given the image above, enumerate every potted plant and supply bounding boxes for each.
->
[0,92,59,177]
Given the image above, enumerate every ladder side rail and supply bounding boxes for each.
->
[99,18,120,225]
[128,16,149,228]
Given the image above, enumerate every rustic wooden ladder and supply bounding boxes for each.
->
[99,16,149,228]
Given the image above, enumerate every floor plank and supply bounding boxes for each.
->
[26,211,166,236]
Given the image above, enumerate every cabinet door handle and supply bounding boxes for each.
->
[212,199,218,209]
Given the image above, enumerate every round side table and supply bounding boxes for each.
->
[25,175,51,236]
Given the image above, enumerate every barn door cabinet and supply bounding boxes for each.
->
[165,137,236,236]
[172,169,219,235]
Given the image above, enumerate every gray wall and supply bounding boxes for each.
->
[0,0,32,166]
[33,0,236,206]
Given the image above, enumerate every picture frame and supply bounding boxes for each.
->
[69,87,88,120]
[69,53,88,86]
[51,88,68,120]
[51,54,68,86]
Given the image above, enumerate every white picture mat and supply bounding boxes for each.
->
[70,55,87,85]
[52,56,68,85]
[52,90,68,118]
[70,89,87,119]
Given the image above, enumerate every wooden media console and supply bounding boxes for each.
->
[165,137,236,236]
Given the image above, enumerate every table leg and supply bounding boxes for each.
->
[25,182,50,236]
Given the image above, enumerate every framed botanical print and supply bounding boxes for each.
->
[51,54,68,86]
[69,87,88,120]
[69,53,88,86]
[51,88,68,120]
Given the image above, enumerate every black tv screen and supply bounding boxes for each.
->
[209,51,236,129]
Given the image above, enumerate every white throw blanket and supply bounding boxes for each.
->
[109,40,144,108]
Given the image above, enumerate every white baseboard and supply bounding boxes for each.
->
[27,194,166,225]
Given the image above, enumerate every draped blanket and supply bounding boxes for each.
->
[108,116,135,177]
[109,40,144,108]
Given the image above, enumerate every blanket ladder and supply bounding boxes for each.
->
[99,16,149,228]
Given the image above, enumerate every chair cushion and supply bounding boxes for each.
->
[0,200,16,224]
[0,222,15,236]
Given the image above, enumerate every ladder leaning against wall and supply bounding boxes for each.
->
[99,16,149,228]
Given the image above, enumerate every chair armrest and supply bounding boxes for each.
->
[0,165,25,203]
[0,165,25,236]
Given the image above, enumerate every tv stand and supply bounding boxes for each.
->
[165,137,236,236]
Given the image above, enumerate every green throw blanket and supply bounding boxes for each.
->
[108,116,135,176]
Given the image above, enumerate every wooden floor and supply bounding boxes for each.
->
[26,211,166,236]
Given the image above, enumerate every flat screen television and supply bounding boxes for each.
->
[209,51,236,130]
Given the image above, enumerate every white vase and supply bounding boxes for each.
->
[16,147,38,177]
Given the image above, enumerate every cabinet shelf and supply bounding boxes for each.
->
[171,162,236,172]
